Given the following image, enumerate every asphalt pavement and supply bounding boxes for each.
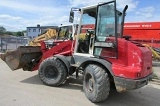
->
[0,59,160,106]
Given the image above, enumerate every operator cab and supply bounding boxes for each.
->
[57,25,76,40]
[44,24,76,49]
[70,1,122,58]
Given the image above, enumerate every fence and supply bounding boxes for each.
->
[0,36,29,52]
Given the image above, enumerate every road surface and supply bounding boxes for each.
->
[0,59,160,106]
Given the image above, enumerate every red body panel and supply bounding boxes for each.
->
[124,22,160,48]
[32,40,73,71]
[101,38,152,79]
[124,29,160,40]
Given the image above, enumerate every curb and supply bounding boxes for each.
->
[150,71,160,85]
[151,79,160,85]
[153,72,160,79]
[152,61,160,67]
[151,78,160,83]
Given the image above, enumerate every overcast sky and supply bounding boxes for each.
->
[0,0,160,31]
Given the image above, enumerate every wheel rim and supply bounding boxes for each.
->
[85,73,94,92]
[44,65,59,79]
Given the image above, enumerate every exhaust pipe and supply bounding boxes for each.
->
[120,5,128,38]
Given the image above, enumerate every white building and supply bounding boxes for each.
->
[26,24,58,39]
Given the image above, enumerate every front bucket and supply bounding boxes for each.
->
[0,46,42,71]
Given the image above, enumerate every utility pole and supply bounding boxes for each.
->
[1,37,2,52]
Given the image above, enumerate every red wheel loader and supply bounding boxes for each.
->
[0,0,153,103]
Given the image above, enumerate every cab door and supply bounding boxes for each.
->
[93,1,118,58]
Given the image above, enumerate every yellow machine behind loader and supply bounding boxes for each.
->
[143,44,160,60]
[29,28,57,46]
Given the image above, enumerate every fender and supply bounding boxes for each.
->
[74,55,113,76]
[54,55,70,74]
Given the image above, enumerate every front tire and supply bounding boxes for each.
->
[38,57,67,86]
[83,64,110,102]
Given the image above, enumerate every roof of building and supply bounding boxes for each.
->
[27,25,58,29]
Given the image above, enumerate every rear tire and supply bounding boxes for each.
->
[38,57,67,86]
[83,64,110,102]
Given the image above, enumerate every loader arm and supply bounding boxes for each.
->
[29,28,57,46]
[32,40,73,71]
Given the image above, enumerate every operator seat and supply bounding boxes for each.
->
[78,30,95,53]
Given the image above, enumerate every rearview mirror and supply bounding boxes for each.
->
[69,11,74,23]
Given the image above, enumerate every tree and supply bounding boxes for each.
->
[16,31,23,36]
[0,26,6,35]
[5,31,13,35]
[0,26,25,36]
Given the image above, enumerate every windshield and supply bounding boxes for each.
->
[80,13,95,33]
[58,26,72,39]
[76,10,96,53]
[82,14,95,24]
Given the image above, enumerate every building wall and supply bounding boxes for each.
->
[27,27,41,39]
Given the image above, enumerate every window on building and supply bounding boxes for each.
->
[28,29,31,32]
[33,29,36,32]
